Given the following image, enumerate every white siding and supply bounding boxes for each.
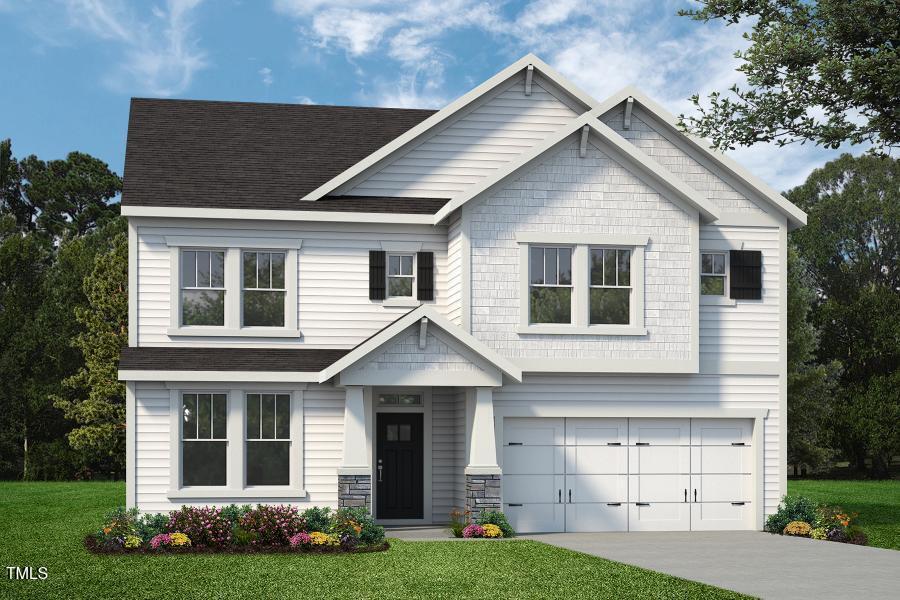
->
[446,210,463,326]
[133,382,343,513]
[135,221,448,348]
[601,105,766,214]
[347,76,581,198]
[494,374,782,516]
[700,226,781,363]
[467,139,694,360]
[351,326,484,373]
[431,388,465,523]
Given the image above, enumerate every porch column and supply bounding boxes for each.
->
[465,387,502,519]
[338,385,372,511]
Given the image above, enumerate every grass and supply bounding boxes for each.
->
[787,479,900,550]
[0,482,748,600]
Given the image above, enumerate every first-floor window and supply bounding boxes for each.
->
[182,393,227,486]
[589,248,631,324]
[246,393,291,486]
[701,252,726,295]
[529,246,573,323]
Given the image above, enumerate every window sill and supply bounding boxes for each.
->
[167,488,307,500]
[167,327,302,338]
[700,296,736,307]
[382,298,421,308]
[517,325,648,336]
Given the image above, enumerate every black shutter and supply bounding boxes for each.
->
[369,251,386,300]
[730,250,762,300]
[417,251,434,301]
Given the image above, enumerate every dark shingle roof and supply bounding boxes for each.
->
[119,347,349,372]
[122,98,437,212]
[309,196,448,214]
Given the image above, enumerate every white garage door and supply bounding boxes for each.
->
[503,417,754,533]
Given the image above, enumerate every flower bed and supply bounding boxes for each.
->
[450,509,515,539]
[85,505,388,554]
[765,495,868,545]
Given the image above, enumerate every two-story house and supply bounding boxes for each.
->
[118,55,806,533]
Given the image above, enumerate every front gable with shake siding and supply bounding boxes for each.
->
[119,54,806,533]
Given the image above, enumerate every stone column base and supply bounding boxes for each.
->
[338,474,372,511]
[465,473,502,520]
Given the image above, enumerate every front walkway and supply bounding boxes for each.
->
[522,531,900,600]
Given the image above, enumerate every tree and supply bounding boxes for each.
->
[788,153,899,476]
[52,222,128,475]
[678,1,900,153]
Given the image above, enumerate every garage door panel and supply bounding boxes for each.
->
[568,474,628,502]
[690,502,754,531]
[503,445,564,475]
[629,446,690,474]
[629,503,690,531]
[692,474,753,502]
[505,502,565,533]
[565,503,628,532]
[629,418,690,445]
[567,446,628,474]
[505,418,564,446]
[565,418,627,445]
[628,474,690,503]
[691,418,752,446]
[505,474,562,504]
[691,446,753,474]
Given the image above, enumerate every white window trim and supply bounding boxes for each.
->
[700,248,737,306]
[168,385,306,500]
[385,252,418,305]
[166,238,301,337]
[526,245,575,326]
[516,236,647,335]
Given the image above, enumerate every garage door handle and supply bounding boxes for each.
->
[508,442,523,446]
[684,489,688,503]
[731,442,745,446]
[607,442,621,446]
[508,503,523,507]
[606,503,621,506]
[731,502,746,506]
[636,502,650,506]
[635,442,650,446]
[568,489,572,503]
[694,489,697,502]
[559,489,562,504]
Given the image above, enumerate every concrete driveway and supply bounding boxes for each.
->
[523,531,899,599]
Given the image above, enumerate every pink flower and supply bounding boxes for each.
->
[290,532,312,547]
[462,524,485,538]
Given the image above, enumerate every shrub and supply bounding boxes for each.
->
[240,504,305,546]
[300,506,332,533]
[449,508,468,538]
[135,513,168,543]
[765,495,817,534]
[124,535,143,549]
[827,527,848,543]
[476,510,515,538]
[462,524,484,538]
[219,504,252,527]
[846,525,868,546]
[810,527,828,540]
[333,507,384,546]
[232,526,258,546]
[289,531,312,547]
[783,521,812,536]
[167,506,232,548]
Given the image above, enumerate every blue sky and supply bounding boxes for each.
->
[1,0,849,192]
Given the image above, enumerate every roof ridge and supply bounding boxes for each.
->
[129,97,438,113]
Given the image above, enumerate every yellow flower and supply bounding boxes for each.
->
[124,535,142,549]
[309,531,339,546]
[169,532,191,547]
[103,527,111,535]
[482,524,503,538]
[783,521,812,537]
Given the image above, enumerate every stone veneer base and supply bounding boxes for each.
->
[465,473,502,520]
[338,474,372,511]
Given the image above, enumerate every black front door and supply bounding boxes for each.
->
[376,413,424,519]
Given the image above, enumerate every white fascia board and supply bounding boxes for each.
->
[300,53,597,202]
[597,86,808,229]
[118,370,320,383]
[121,205,434,225]
[318,305,522,383]
[433,113,721,224]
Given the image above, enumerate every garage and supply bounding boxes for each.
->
[502,417,755,533]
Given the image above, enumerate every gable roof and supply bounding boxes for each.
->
[594,87,808,229]
[318,305,523,383]
[433,111,721,223]
[122,98,435,211]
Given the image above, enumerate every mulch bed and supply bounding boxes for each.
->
[84,535,390,555]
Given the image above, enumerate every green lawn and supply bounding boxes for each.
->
[0,482,747,600]
[788,479,900,550]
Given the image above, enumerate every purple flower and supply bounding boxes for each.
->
[289,532,312,547]
[463,524,484,538]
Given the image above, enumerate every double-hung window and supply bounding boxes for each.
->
[589,248,631,325]
[529,246,573,324]
[387,254,415,298]
[245,393,291,486]
[242,251,286,327]
[180,250,226,326]
[701,252,727,296]
[181,393,227,486]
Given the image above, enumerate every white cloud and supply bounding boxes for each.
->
[294,95,314,104]
[259,66,274,86]
[56,0,207,96]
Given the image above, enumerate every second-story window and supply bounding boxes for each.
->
[387,254,415,297]
[589,248,631,325]
[701,252,726,296]
[529,246,572,324]
[242,251,286,327]
[181,250,225,326]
